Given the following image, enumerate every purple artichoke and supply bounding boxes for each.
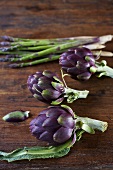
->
[59,47,97,80]
[30,105,76,145]
[30,105,108,146]
[27,70,89,104]
[27,70,65,105]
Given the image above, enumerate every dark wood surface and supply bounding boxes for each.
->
[0,0,113,169]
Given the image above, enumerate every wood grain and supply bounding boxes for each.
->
[0,0,113,169]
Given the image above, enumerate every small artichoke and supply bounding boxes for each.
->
[59,47,97,80]
[30,105,108,146]
[30,105,76,145]
[27,70,65,105]
[27,70,89,104]
[59,47,113,80]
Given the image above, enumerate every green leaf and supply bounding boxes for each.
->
[0,139,72,162]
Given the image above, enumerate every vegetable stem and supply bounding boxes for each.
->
[0,35,113,68]
[0,139,72,162]
[64,88,89,103]
[96,61,113,78]
[9,55,60,68]
[76,116,108,133]
[11,38,98,62]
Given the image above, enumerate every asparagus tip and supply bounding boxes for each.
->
[0,42,10,46]
[9,63,20,68]
[0,58,10,62]
[1,35,14,42]
[0,47,9,52]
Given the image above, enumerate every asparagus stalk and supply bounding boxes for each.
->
[93,51,113,57]
[0,44,108,63]
[7,50,113,68]
[9,55,60,68]
[1,37,92,48]
[0,35,112,68]
[1,35,112,43]
[84,43,105,50]
[1,35,98,42]
[9,38,101,62]
[0,37,99,52]
[0,50,31,55]
[17,45,56,51]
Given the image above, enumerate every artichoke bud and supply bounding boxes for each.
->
[27,70,65,105]
[59,47,96,80]
[30,105,76,146]
[30,105,108,146]
[60,47,113,80]
[27,70,89,105]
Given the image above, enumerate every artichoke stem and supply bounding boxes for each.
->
[96,61,113,78]
[76,116,108,133]
[64,88,89,103]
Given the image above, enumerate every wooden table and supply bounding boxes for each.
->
[0,0,113,169]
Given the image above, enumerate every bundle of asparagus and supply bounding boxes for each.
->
[0,35,113,68]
